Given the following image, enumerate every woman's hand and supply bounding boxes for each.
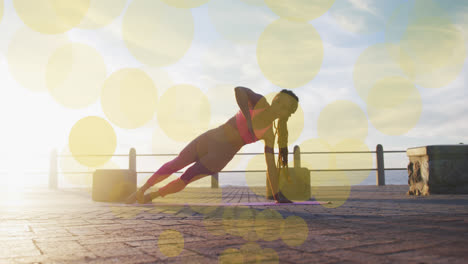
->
[275,192,293,203]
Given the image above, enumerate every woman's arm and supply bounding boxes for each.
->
[263,131,279,197]
[263,131,292,203]
[235,86,264,137]
[234,86,263,109]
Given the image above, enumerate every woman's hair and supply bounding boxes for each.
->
[275,89,299,166]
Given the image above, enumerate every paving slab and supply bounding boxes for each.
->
[0,185,467,263]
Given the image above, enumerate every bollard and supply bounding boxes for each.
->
[129,148,137,187]
[376,144,385,186]
[211,173,219,189]
[129,148,136,172]
[49,149,58,189]
[294,145,301,169]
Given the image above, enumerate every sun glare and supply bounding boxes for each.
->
[0,151,46,207]
[0,172,27,207]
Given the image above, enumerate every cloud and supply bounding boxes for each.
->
[348,0,379,17]
[404,62,468,141]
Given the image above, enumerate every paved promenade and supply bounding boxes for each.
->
[1,185,467,263]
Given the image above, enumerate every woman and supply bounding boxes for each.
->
[126,86,299,204]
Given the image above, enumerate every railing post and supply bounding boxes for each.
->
[294,145,301,169]
[49,149,58,189]
[129,148,136,172]
[376,144,385,186]
[211,173,219,188]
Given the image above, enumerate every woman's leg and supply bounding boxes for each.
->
[146,123,241,188]
[126,136,204,204]
[144,161,212,201]
[142,136,201,188]
[145,141,239,202]
[131,125,241,204]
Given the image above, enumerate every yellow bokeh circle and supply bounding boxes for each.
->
[280,215,308,247]
[257,19,324,88]
[317,100,368,146]
[298,139,358,203]
[161,0,210,8]
[240,0,265,6]
[385,0,466,88]
[0,0,3,23]
[240,242,263,263]
[333,139,373,185]
[222,207,239,237]
[221,207,259,241]
[255,209,283,241]
[400,17,465,88]
[60,147,120,191]
[278,167,312,202]
[264,0,335,22]
[353,43,407,103]
[143,67,174,95]
[101,68,158,129]
[367,76,422,135]
[46,43,107,109]
[311,171,351,208]
[264,92,304,146]
[259,248,279,264]
[237,208,259,241]
[157,84,210,142]
[402,17,460,71]
[122,0,194,67]
[7,27,68,92]
[13,0,90,34]
[158,229,184,257]
[299,138,335,171]
[219,248,243,264]
[77,0,127,29]
[206,84,238,127]
[68,116,117,167]
[59,147,93,187]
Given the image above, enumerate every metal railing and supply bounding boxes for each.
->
[50,144,407,189]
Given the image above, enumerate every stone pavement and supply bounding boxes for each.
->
[1,185,467,263]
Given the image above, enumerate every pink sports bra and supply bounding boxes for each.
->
[236,108,272,144]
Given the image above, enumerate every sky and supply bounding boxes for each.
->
[0,0,467,188]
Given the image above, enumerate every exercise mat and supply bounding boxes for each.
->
[118,200,330,207]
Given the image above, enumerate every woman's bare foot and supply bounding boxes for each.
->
[125,189,153,204]
[142,191,160,204]
[135,188,145,204]
[125,191,137,204]
[143,193,153,204]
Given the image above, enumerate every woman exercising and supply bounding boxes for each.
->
[126,86,299,204]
